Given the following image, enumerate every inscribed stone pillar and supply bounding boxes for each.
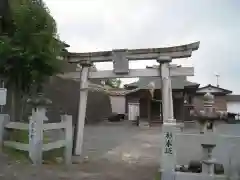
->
[159,57,177,180]
[27,93,52,165]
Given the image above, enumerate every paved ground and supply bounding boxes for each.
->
[0,121,162,180]
[2,121,238,179]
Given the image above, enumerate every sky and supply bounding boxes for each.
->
[44,0,240,93]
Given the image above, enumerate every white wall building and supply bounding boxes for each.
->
[109,95,126,115]
[227,95,240,114]
[108,88,140,115]
[227,95,240,120]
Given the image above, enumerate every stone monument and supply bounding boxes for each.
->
[27,93,52,164]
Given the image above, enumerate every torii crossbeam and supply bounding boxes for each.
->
[67,42,200,178]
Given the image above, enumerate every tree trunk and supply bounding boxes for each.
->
[10,88,15,121]
[19,95,28,122]
[10,86,22,122]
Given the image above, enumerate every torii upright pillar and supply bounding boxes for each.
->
[159,57,177,180]
[74,61,92,156]
[158,56,177,180]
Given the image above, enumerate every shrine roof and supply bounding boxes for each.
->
[125,76,199,90]
[107,88,141,96]
[124,65,199,90]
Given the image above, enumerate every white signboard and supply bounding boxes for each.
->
[0,88,7,106]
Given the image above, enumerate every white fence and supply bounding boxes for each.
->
[0,109,73,165]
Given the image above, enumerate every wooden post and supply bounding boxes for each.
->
[0,114,9,149]
[29,108,44,165]
[74,61,92,156]
[63,114,73,165]
[159,57,176,180]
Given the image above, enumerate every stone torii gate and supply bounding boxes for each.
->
[67,41,200,174]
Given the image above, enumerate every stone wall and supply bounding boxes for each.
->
[43,76,112,125]
[3,60,112,124]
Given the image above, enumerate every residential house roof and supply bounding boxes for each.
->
[196,84,232,95]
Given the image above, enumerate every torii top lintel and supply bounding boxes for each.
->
[67,41,200,63]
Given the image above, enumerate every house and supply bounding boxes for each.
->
[226,95,240,116]
[193,84,232,111]
[124,66,200,125]
[108,89,127,115]
[123,66,238,125]
[107,88,141,115]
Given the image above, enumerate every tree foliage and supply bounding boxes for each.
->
[105,78,122,88]
[0,0,64,93]
[0,0,65,120]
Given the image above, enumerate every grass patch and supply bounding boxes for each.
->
[3,129,65,164]
[2,146,29,162]
[155,172,161,180]
[8,129,29,143]
[43,147,64,164]
[3,129,29,161]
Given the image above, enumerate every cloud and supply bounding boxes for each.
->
[44,0,240,93]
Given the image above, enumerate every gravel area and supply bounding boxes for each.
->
[0,122,161,180]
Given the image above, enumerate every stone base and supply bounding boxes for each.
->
[139,121,150,128]
[161,172,226,180]
[72,155,89,164]
[175,172,226,180]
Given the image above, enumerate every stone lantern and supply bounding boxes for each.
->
[27,93,52,122]
[190,92,228,134]
[188,92,227,175]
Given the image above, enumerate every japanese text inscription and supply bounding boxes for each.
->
[164,131,173,155]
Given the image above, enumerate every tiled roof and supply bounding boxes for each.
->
[197,84,232,94]
[125,65,199,89]
[106,88,140,96]
[56,75,140,95]
[125,76,199,90]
